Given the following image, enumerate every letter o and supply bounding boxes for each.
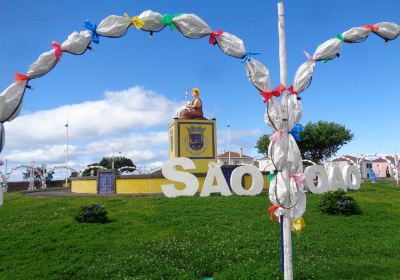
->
[304,165,328,194]
[230,165,264,196]
[343,165,361,190]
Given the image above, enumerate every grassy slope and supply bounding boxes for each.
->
[0,182,399,279]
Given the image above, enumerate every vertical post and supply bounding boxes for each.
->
[29,161,34,190]
[112,145,115,170]
[278,2,293,280]
[227,123,231,165]
[65,120,69,187]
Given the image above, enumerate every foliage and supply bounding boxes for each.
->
[255,134,270,157]
[0,182,399,279]
[81,162,99,177]
[81,156,136,176]
[22,167,54,188]
[255,121,353,163]
[75,203,109,223]
[298,121,353,163]
[319,189,361,216]
[99,156,135,171]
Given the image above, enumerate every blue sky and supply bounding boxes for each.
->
[0,0,399,179]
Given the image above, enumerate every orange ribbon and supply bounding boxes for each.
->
[268,205,280,221]
[362,24,379,31]
[14,73,29,82]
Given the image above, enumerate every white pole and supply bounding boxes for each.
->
[65,120,69,186]
[112,145,115,170]
[278,2,293,280]
[227,123,231,165]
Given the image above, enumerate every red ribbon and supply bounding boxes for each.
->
[268,205,280,221]
[362,24,379,32]
[51,40,62,59]
[288,85,298,95]
[14,73,29,82]
[209,30,223,45]
[259,84,286,103]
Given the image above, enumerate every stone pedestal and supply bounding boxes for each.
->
[168,119,217,173]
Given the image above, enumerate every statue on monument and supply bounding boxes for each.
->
[177,88,204,119]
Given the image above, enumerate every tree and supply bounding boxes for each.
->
[22,167,54,188]
[255,134,270,157]
[99,156,135,171]
[82,156,136,176]
[255,121,353,163]
[298,121,353,163]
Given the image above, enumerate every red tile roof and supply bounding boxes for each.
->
[218,151,251,158]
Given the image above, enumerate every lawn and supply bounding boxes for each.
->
[0,182,399,279]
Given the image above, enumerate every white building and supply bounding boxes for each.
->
[328,155,373,179]
[217,148,258,167]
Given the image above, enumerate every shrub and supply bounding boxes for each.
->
[319,189,361,216]
[75,203,109,223]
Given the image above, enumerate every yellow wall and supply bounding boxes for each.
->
[71,174,269,194]
[71,179,97,193]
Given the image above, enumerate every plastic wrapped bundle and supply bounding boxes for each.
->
[62,31,92,55]
[173,14,211,38]
[245,59,271,92]
[341,27,371,43]
[268,172,306,221]
[375,22,400,41]
[27,50,59,79]
[215,32,246,58]
[96,15,131,37]
[0,123,4,153]
[138,10,165,33]
[293,61,315,94]
[288,95,302,128]
[268,135,301,172]
[313,38,342,62]
[264,98,282,132]
[0,82,27,122]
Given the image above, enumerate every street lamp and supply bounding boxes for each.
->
[111,146,122,170]
[227,123,231,165]
[65,120,69,186]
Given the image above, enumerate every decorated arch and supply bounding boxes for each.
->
[0,9,399,237]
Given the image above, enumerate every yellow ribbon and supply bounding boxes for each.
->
[292,217,305,235]
[124,13,145,29]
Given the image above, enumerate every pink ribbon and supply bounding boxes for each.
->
[51,40,62,59]
[290,172,306,189]
[209,30,223,45]
[303,50,314,62]
[269,130,284,142]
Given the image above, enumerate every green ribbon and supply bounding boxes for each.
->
[267,170,281,182]
[161,13,181,31]
[336,34,344,41]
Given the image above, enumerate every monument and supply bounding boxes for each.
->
[170,88,217,173]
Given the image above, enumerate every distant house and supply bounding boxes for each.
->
[217,148,258,167]
[257,157,276,172]
[371,156,397,178]
[329,155,373,179]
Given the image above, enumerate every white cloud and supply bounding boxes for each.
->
[4,86,181,149]
[1,87,264,180]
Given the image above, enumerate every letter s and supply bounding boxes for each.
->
[161,157,199,198]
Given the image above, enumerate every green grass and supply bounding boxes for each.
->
[0,182,399,279]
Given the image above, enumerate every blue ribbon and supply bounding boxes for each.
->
[84,20,100,44]
[241,52,261,63]
[290,124,304,142]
